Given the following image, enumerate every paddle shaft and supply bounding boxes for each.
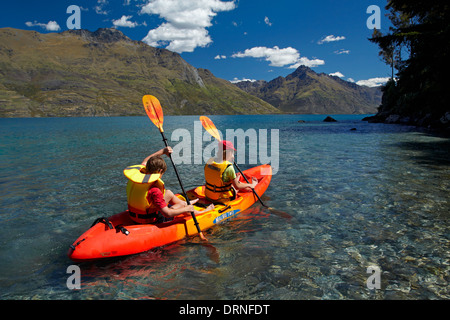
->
[158,131,203,235]
[233,161,268,208]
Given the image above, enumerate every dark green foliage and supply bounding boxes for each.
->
[369,0,450,128]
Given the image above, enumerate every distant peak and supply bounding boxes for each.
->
[292,65,313,75]
[296,65,312,71]
[284,65,314,81]
[93,28,130,41]
[62,28,131,43]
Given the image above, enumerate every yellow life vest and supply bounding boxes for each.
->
[204,159,234,201]
[123,165,165,217]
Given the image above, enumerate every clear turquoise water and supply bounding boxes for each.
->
[0,115,449,300]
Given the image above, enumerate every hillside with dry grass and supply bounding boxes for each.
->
[0,28,278,117]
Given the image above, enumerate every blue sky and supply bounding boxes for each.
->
[1,0,391,86]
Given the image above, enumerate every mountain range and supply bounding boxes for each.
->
[0,27,277,117]
[0,28,381,117]
[234,66,382,114]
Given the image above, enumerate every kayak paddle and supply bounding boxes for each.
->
[199,115,268,208]
[143,95,206,241]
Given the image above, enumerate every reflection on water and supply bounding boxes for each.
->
[0,115,448,300]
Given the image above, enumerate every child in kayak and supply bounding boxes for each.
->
[204,140,258,203]
[125,146,213,224]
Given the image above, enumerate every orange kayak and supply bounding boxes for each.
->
[68,164,272,262]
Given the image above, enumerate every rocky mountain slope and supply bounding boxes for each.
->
[235,66,382,114]
[0,28,278,117]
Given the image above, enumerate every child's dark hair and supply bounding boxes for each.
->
[146,156,167,174]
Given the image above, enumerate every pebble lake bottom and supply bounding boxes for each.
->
[0,114,449,300]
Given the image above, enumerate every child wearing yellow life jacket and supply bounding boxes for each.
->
[124,147,213,224]
[204,140,258,203]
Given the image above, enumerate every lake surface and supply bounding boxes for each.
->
[0,114,449,300]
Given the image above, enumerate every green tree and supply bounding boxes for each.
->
[369,0,450,124]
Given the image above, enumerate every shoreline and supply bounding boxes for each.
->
[362,111,450,136]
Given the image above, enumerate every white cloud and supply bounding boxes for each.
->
[264,16,272,26]
[347,78,355,83]
[318,35,345,44]
[230,77,257,83]
[46,21,61,31]
[329,72,345,78]
[25,21,61,31]
[113,15,139,28]
[232,46,299,67]
[334,49,350,55]
[214,55,227,59]
[144,23,212,52]
[141,0,236,53]
[232,46,325,68]
[95,0,109,15]
[288,57,325,68]
[356,77,390,87]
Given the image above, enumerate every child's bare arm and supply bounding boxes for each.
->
[160,204,195,217]
[233,175,258,190]
[141,147,172,165]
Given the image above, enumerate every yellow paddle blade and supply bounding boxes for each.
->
[143,95,164,132]
[200,116,221,141]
